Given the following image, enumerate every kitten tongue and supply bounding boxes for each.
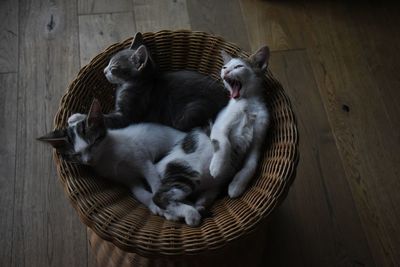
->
[231,82,241,99]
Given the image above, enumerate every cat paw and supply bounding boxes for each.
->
[148,202,164,216]
[164,212,180,222]
[228,182,245,199]
[184,208,201,227]
[209,157,224,178]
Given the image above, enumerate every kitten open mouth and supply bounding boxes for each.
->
[225,78,242,99]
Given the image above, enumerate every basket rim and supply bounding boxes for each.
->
[53,29,300,258]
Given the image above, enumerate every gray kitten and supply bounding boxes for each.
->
[103,32,229,131]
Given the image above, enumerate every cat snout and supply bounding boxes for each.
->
[223,70,231,77]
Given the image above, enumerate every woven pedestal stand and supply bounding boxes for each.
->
[53,30,299,267]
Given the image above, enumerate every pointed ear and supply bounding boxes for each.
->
[37,129,68,148]
[86,99,104,128]
[130,45,148,70]
[221,50,232,64]
[130,32,144,50]
[249,46,270,71]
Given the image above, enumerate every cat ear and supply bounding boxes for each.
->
[130,32,144,50]
[249,46,270,71]
[130,45,148,70]
[86,99,104,129]
[37,129,68,148]
[221,50,232,64]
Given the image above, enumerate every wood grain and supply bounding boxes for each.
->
[0,73,18,266]
[133,0,191,32]
[78,12,136,66]
[187,0,250,51]
[240,0,305,51]
[78,0,133,15]
[264,50,375,267]
[0,0,18,73]
[12,0,88,266]
[300,3,400,265]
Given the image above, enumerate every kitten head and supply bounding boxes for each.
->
[37,99,107,165]
[104,32,155,84]
[220,46,270,99]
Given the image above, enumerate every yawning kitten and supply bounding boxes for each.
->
[152,46,271,226]
[103,32,229,131]
[210,46,270,198]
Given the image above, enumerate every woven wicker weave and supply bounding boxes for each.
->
[53,30,299,263]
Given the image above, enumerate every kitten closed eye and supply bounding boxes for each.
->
[234,65,243,69]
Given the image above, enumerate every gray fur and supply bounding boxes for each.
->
[181,131,198,154]
[103,32,229,131]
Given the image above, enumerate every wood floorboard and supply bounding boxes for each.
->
[132,0,191,32]
[265,50,375,267]
[301,3,400,265]
[78,12,136,66]
[11,1,88,266]
[240,0,306,52]
[187,0,250,51]
[78,0,133,15]
[0,73,18,267]
[0,0,18,73]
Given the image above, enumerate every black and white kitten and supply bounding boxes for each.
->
[38,99,186,215]
[210,46,270,198]
[103,32,229,131]
[152,46,270,226]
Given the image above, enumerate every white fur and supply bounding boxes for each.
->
[67,115,185,215]
[153,56,270,224]
[210,57,270,198]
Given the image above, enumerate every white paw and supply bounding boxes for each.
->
[209,156,224,178]
[148,202,164,216]
[228,181,245,199]
[184,208,201,227]
[164,212,180,222]
[68,113,86,126]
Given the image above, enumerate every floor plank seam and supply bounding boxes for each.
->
[78,10,134,16]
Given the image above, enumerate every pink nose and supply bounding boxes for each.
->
[223,70,230,78]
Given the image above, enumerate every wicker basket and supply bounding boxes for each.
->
[53,30,299,266]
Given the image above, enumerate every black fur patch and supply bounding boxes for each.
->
[164,161,200,186]
[181,131,198,154]
[153,161,200,209]
[211,139,220,152]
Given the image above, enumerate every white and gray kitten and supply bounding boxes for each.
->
[210,46,270,198]
[153,46,270,226]
[38,99,185,216]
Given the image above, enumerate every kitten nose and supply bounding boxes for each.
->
[223,72,230,79]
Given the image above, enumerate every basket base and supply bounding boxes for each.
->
[88,222,268,267]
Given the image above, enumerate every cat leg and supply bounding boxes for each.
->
[130,186,164,216]
[228,150,260,198]
[142,160,162,194]
[153,184,200,226]
[209,136,232,178]
[165,202,201,227]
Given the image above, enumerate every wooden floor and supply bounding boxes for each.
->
[1,1,399,266]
